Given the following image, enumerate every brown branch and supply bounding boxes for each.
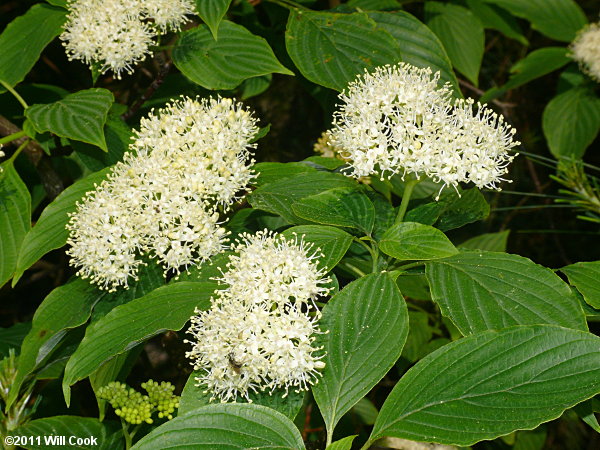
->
[0,115,64,199]
[122,57,172,121]
[458,78,516,113]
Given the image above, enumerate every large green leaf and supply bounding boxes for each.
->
[313,274,408,439]
[179,371,304,420]
[285,10,401,91]
[425,2,484,86]
[25,88,114,151]
[370,325,600,446]
[132,404,304,449]
[367,11,459,94]
[379,222,458,261]
[13,167,111,285]
[173,21,292,90]
[62,282,217,405]
[74,116,132,171]
[14,416,121,450]
[0,163,31,287]
[503,47,571,90]
[292,187,375,235]
[561,261,600,309]
[482,0,587,42]
[249,171,356,224]
[0,4,66,89]
[326,436,357,450]
[252,162,317,187]
[281,225,353,273]
[195,0,233,39]
[465,0,527,44]
[7,263,163,409]
[542,87,600,159]
[425,251,587,335]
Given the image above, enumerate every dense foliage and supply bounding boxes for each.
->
[1,1,599,449]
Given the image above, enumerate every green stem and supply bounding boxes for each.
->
[0,131,26,146]
[326,429,333,448]
[122,421,132,450]
[0,81,28,110]
[395,178,420,224]
[353,237,380,273]
[359,439,374,450]
[8,140,29,164]
[397,261,425,272]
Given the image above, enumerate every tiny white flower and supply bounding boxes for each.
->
[330,63,519,195]
[185,230,330,402]
[570,22,600,82]
[67,96,258,291]
[60,0,194,78]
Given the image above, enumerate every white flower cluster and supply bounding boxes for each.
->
[60,0,195,78]
[330,63,519,194]
[570,22,600,82]
[66,96,258,291]
[185,230,330,402]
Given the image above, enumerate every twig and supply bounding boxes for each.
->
[122,56,172,121]
[458,78,516,111]
[0,115,64,199]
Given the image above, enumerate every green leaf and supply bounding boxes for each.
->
[0,4,66,89]
[249,171,356,224]
[379,222,458,260]
[62,282,217,405]
[326,435,357,450]
[482,0,587,42]
[502,47,571,91]
[466,0,528,44]
[425,2,484,86]
[460,230,510,252]
[400,311,433,364]
[14,416,121,450]
[281,225,353,273]
[252,162,317,187]
[0,163,31,287]
[367,11,460,94]
[285,10,401,91]
[179,372,304,420]
[195,0,233,39]
[239,74,272,100]
[132,404,305,449]
[370,325,600,446]
[347,0,399,10]
[173,21,293,90]
[313,273,409,437]
[292,187,375,234]
[8,263,163,408]
[25,88,114,151]
[74,116,132,171]
[542,87,600,159]
[13,167,111,285]
[425,251,587,335]
[561,261,600,309]
[436,188,490,232]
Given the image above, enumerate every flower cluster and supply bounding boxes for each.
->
[66,96,258,291]
[570,22,600,82]
[60,0,195,78]
[329,63,519,195]
[185,230,330,402]
[98,380,180,424]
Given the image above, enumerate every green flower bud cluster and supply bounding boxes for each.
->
[98,380,180,424]
[142,380,180,420]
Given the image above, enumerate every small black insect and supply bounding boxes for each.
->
[228,353,243,374]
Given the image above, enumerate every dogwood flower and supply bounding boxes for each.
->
[66,97,257,291]
[61,0,194,78]
[330,63,519,194]
[570,22,600,82]
[185,230,330,402]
